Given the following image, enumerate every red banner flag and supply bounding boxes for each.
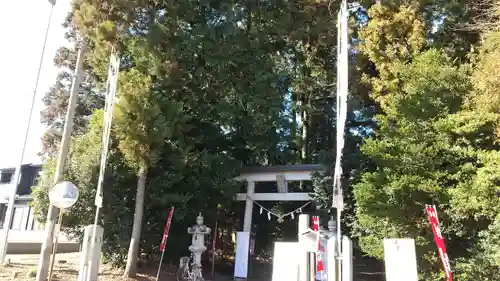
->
[160,207,174,252]
[312,216,319,231]
[212,221,218,252]
[425,205,452,281]
[312,216,324,272]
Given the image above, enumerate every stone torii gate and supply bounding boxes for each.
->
[233,164,325,280]
[236,164,325,232]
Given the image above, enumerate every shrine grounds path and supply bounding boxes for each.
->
[1,253,164,281]
[0,253,259,281]
[0,252,384,281]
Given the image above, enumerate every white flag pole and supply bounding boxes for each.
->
[85,50,120,281]
[334,1,349,280]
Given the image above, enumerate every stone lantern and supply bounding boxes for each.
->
[187,212,211,269]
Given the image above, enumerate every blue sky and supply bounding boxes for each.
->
[0,0,71,167]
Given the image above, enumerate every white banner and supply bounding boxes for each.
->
[95,51,120,207]
[234,231,250,278]
[333,0,349,211]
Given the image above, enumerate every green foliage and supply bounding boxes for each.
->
[33,111,136,261]
[386,49,470,119]
[469,30,500,113]
[352,1,500,276]
[39,52,104,157]
[453,215,500,280]
[32,0,500,278]
[115,68,164,172]
[354,49,500,279]
[358,3,427,108]
[33,109,241,265]
[33,0,353,266]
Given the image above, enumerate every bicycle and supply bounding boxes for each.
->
[176,255,205,281]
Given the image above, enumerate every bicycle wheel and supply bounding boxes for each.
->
[193,268,204,281]
[176,266,189,281]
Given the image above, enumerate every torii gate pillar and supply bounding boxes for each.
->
[234,164,325,280]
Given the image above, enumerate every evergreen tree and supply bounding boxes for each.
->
[33,1,500,279]
[39,46,104,157]
[353,48,500,279]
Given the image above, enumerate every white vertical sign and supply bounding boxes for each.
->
[272,242,300,281]
[234,231,250,278]
[384,239,418,281]
[326,237,336,281]
[342,236,353,281]
[95,51,120,208]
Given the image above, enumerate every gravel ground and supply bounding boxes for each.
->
[0,252,382,281]
[0,253,174,281]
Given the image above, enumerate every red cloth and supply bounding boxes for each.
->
[425,205,452,281]
[312,216,324,272]
[160,207,175,252]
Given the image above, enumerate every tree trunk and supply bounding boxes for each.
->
[123,167,147,277]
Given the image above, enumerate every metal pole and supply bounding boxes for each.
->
[36,42,87,281]
[155,207,174,281]
[337,210,342,281]
[335,5,342,281]
[0,1,55,264]
[211,221,218,277]
[155,248,166,281]
[48,209,64,281]
[339,1,349,277]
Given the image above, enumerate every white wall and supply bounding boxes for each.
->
[7,229,73,243]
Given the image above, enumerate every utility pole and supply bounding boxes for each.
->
[0,0,56,264]
[36,42,87,281]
